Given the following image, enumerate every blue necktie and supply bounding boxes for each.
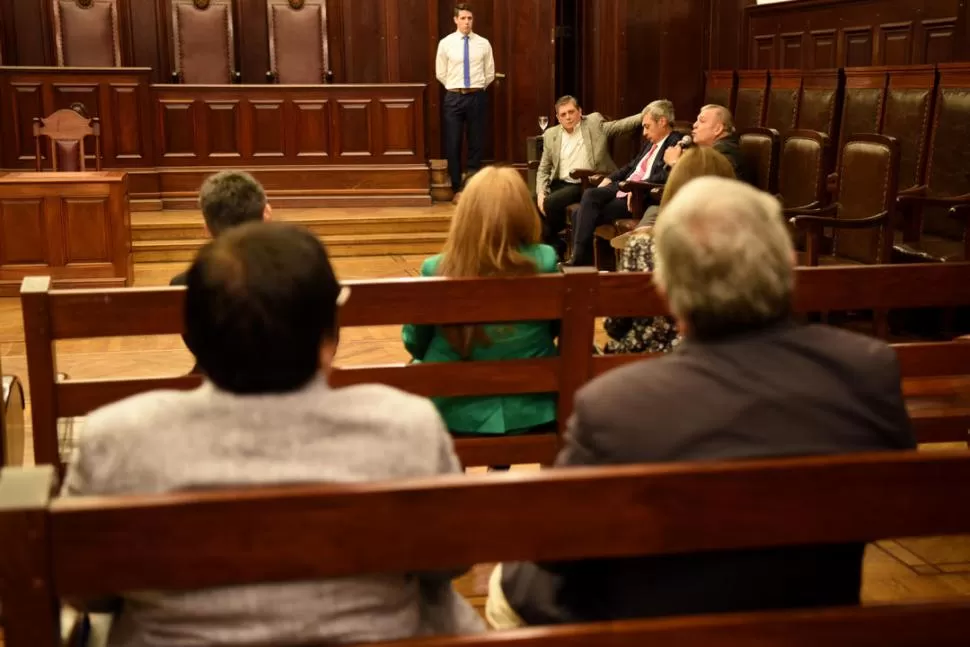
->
[463,36,470,88]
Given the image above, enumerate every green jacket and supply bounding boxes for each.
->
[402,244,559,434]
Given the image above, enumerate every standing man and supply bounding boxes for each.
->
[436,3,495,203]
[536,96,643,255]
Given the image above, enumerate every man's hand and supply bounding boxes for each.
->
[598,178,613,188]
[664,146,683,167]
[537,193,546,215]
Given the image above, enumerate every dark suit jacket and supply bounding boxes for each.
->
[502,321,914,625]
[715,133,755,185]
[608,131,683,186]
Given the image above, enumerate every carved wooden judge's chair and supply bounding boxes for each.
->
[266,0,333,83]
[33,108,102,172]
[52,0,122,67]
[169,0,241,83]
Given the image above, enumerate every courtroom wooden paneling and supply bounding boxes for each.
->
[0,67,154,169]
[581,0,711,138]
[0,171,131,295]
[0,68,431,208]
[742,0,965,70]
[709,0,756,71]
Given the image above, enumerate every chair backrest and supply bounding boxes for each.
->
[169,0,237,84]
[778,129,829,209]
[764,69,801,134]
[796,69,842,141]
[832,134,900,264]
[267,0,330,84]
[738,127,780,193]
[32,108,101,172]
[837,67,888,169]
[880,66,936,193]
[51,0,122,67]
[20,264,970,471]
[3,450,970,646]
[704,70,737,114]
[921,63,970,240]
[734,70,769,131]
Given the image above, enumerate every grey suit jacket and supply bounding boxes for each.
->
[502,321,914,625]
[536,112,642,195]
[62,377,485,646]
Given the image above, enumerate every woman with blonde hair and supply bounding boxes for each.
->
[604,147,736,354]
[403,166,558,436]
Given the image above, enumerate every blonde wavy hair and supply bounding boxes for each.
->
[658,146,737,210]
[438,166,543,356]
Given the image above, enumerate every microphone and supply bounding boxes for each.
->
[677,135,693,150]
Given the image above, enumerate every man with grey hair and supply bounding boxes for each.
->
[489,176,913,627]
[664,104,752,183]
[566,99,684,266]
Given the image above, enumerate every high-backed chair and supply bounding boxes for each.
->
[834,67,888,173]
[796,69,842,141]
[881,66,936,197]
[739,127,781,194]
[169,0,240,84]
[51,0,122,67]
[704,70,737,114]
[790,134,900,268]
[266,0,332,84]
[778,130,831,211]
[32,108,102,172]
[734,70,769,131]
[764,69,801,135]
[894,63,970,264]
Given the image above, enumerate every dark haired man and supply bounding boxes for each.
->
[63,222,484,645]
[436,3,495,202]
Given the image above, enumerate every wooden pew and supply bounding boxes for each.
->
[3,450,970,646]
[20,264,970,473]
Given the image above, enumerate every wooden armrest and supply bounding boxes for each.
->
[569,168,601,180]
[949,203,970,219]
[905,192,970,208]
[791,210,889,230]
[783,202,831,218]
[619,180,663,193]
[826,172,839,195]
[527,160,539,170]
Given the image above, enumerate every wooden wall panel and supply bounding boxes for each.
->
[0,199,48,265]
[709,0,756,71]
[740,0,965,70]
[62,198,111,263]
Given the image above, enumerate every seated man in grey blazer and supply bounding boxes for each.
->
[62,223,484,645]
[536,96,642,255]
[488,177,914,627]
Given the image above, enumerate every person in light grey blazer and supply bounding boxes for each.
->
[536,97,642,252]
[489,177,914,628]
[62,222,484,647]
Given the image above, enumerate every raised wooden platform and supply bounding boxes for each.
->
[132,206,453,261]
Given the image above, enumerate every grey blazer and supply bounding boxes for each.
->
[536,112,642,195]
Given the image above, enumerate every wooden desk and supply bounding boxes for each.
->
[0,172,131,296]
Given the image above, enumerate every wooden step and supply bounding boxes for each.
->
[133,232,448,262]
[132,213,452,242]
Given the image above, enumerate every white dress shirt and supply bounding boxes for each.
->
[435,31,495,90]
[558,127,591,182]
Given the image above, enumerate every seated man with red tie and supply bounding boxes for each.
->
[565,100,683,266]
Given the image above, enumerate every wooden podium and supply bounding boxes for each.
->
[0,172,131,296]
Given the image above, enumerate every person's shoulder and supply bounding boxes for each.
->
[542,124,562,143]
[82,390,193,446]
[526,243,559,272]
[328,384,443,435]
[473,32,492,45]
[586,112,605,123]
[420,254,444,276]
[576,354,687,417]
[796,323,897,366]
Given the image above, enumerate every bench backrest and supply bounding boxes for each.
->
[2,449,970,645]
[21,263,970,469]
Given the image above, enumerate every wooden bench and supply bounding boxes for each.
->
[20,263,970,473]
[2,449,970,645]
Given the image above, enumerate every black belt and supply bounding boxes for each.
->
[448,88,483,94]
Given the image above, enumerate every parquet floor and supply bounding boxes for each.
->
[1,208,969,639]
